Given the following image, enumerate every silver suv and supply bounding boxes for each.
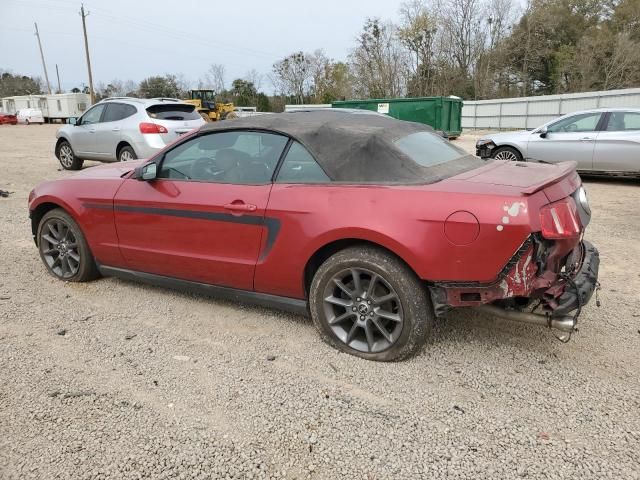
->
[55,97,205,170]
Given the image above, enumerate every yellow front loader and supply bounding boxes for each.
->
[183,90,237,122]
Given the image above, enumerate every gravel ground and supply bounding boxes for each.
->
[1,124,639,479]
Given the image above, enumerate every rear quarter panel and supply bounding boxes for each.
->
[257,184,549,298]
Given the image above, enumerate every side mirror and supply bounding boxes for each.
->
[68,117,78,126]
[539,126,548,138]
[136,163,157,181]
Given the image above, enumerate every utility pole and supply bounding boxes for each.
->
[55,64,62,93]
[34,23,52,94]
[80,4,95,104]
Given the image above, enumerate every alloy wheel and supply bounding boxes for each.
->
[39,218,80,279]
[59,145,74,168]
[119,150,133,162]
[322,267,404,353]
[494,149,518,161]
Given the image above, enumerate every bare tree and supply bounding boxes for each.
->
[475,0,516,97]
[398,0,438,96]
[202,64,226,93]
[173,73,190,98]
[245,69,263,92]
[95,79,140,99]
[272,52,313,103]
[123,80,139,97]
[349,18,409,98]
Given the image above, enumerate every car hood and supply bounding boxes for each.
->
[71,159,147,179]
[479,130,531,142]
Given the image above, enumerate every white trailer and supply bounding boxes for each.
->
[45,93,91,122]
[1,93,91,123]
[2,95,48,116]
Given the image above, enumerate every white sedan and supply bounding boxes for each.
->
[476,108,640,176]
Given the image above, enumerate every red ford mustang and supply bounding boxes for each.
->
[29,111,599,361]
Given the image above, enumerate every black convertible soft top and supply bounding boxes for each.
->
[200,110,480,183]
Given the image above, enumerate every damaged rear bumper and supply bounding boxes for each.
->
[552,241,599,316]
[431,238,600,319]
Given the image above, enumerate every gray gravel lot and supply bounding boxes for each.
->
[1,124,639,479]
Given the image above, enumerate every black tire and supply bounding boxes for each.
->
[492,146,523,162]
[309,246,434,361]
[57,140,84,170]
[37,208,100,282]
[118,145,137,162]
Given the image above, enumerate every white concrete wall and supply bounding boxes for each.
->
[462,88,640,130]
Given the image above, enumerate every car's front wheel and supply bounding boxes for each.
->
[492,146,523,162]
[57,141,83,170]
[37,208,99,282]
[309,246,434,361]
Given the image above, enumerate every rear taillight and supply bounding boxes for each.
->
[139,122,168,134]
[539,197,581,239]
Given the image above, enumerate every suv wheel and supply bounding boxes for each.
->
[37,208,100,282]
[309,246,434,361]
[57,141,84,170]
[118,145,137,162]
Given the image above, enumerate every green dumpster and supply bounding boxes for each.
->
[332,96,463,138]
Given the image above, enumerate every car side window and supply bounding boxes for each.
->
[605,112,640,131]
[547,113,602,133]
[102,103,137,122]
[80,104,105,125]
[158,131,288,184]
[276,141,330,183]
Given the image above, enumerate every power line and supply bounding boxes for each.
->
[34,22,52,94]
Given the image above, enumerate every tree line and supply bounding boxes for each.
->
[3,0,639,111]
[271,0,640,102]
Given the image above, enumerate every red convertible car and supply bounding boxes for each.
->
[29,111,599,361]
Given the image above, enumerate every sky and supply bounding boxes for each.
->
[0,0,404,93]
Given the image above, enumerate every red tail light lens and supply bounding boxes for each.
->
[139,122,168,134]
[539,197,581,239]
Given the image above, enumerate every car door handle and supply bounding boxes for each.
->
[580,137,594,142]
[89,128,96,133]
[112,127,121,132]
[224,202,257,212]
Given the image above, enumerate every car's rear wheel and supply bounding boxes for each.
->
[492,146,523,162]
[118,145,137,162]
[37,209,99,282]
[309,246,433,361]
[57,141,83,170]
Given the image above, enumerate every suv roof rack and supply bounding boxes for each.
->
[101,97,137,101]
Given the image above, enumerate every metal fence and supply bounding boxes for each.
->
[462,88,640,130]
